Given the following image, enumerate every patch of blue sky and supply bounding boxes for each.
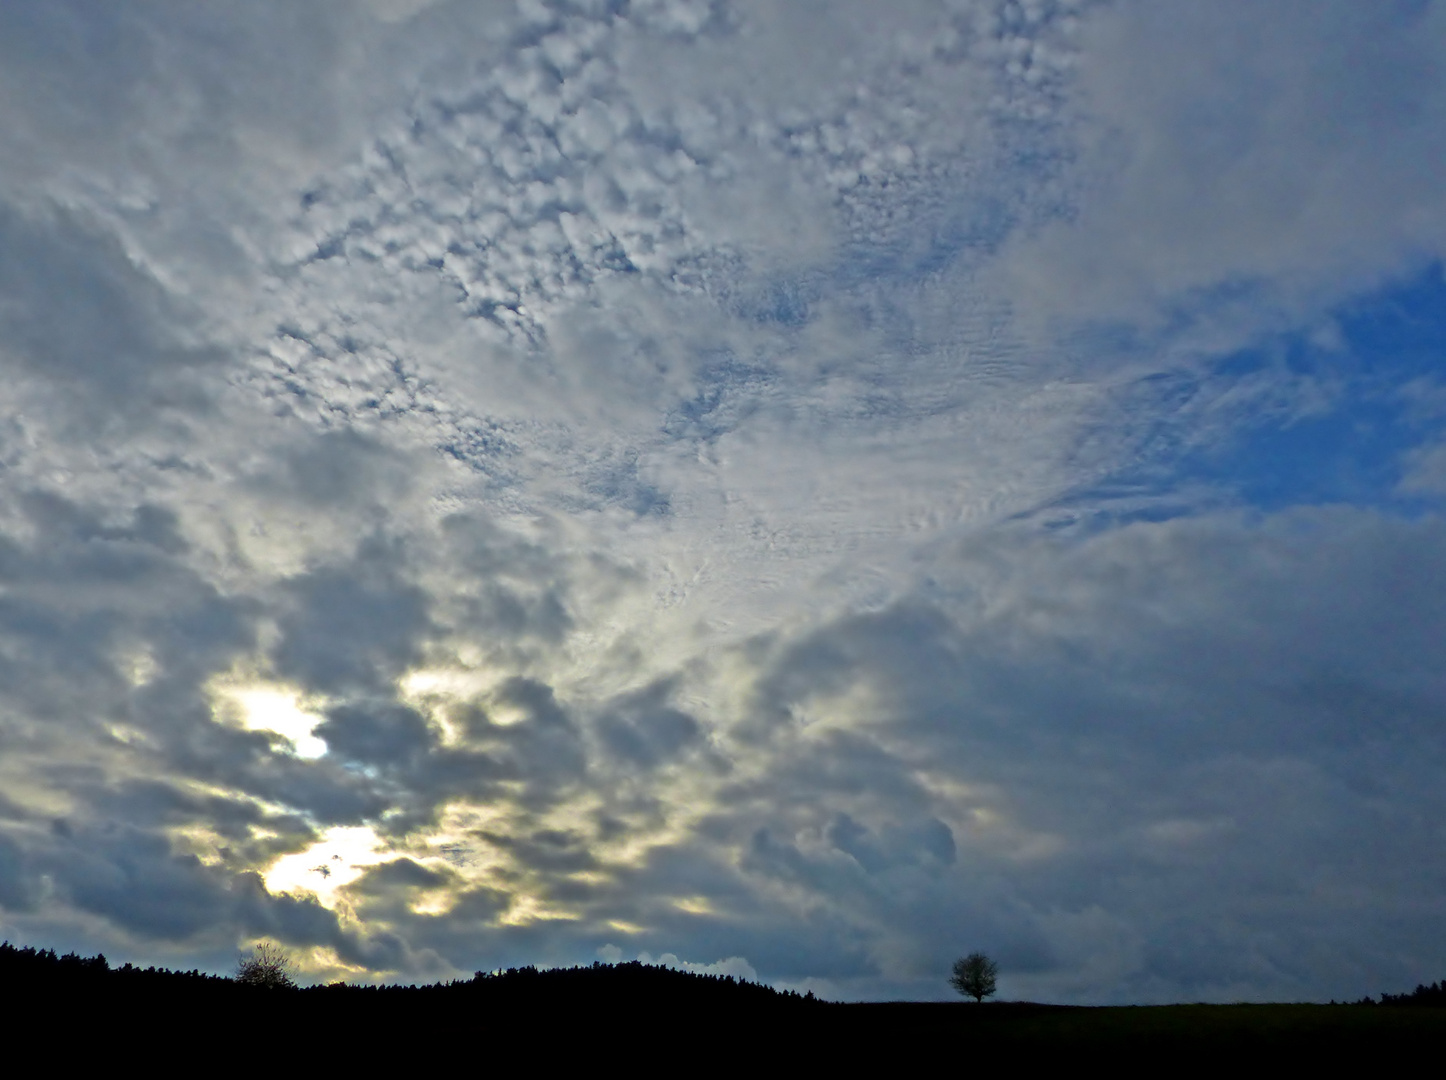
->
[1191,394,1424,511]
[661,351,777,444]
[730,277,814,329]
[839,187,1021,290]
[1063,264,1446,527]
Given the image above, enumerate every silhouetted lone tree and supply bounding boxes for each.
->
[236,942,295,990]
[950,953,998,1002]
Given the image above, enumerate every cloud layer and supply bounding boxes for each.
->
[0,0,1444,1003]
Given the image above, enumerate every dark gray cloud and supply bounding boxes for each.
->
[273,552,432,694]
[594,681,703,768]
[0,203,223,438]
[690,508,1446,999]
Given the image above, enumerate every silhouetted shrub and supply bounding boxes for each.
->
[236,941,296,990]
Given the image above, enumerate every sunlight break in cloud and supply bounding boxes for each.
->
[264,825,391,906]
[217,687,330,760]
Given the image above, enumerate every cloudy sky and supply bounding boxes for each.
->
[1,0,1444,1004]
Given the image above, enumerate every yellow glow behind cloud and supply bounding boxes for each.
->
[264,825,389,905]
[215,685,328,759]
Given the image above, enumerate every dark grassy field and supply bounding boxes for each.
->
[836,999,1446,1050]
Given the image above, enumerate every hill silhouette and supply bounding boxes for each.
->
[0,939,812,1008]
[4,940,1444,1065]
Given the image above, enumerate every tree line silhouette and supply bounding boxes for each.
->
[5,940,1444,1009]
[4,939,1444,1064]
[1366,980,1446,1007]
[0,941,231,993]
[0,939,820,1012]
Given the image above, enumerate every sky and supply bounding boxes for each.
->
[0,0,1444,1005]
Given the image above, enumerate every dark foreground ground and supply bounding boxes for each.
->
[6,943,1443,1065]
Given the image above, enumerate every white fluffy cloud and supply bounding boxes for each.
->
[0,0,1442,1003]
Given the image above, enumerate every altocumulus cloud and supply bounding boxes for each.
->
[0,0,1444,1003]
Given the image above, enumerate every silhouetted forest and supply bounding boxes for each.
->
[1376,980,1446,1007]
[0,937,825,1048]
[5,940,1444,1064]
[0,940,815,1008]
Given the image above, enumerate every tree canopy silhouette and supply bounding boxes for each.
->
[951,952,999,1002]
[236,941,296,990]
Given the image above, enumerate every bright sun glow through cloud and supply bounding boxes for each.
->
[264,826,389,906]
[220,688,329,760]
